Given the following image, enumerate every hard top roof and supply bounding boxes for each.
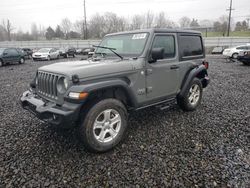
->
[106,28,201,36]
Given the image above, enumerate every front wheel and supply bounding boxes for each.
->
[79,98,128,153]
[177,78,203,111]
[47,56,51,61]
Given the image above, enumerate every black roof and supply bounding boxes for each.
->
[106,28,201,36]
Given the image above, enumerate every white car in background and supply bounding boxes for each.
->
[223,44,250,59]
[32,48,59,61]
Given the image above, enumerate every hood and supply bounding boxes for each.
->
[38,59,134,80]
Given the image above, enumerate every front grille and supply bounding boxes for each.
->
[37,71,59,99]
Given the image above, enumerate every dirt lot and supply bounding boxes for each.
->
[0,56,249,187]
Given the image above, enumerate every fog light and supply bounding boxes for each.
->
[68,92,88,99]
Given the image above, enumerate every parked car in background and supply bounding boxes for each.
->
[211,46,225,54]
[32,48,40,53]
[59,46,76,58]
[82,47,95,55]
[237,50,250,66]
[76,48,83,55]
[0,48,25,66]
[32,48,59,61]
[22,48,33,59]
[223,44,250,59]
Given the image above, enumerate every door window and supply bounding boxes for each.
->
[152,35,176,59]
[179,35,203,58]
[8,49,18,56]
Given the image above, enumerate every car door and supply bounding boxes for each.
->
[2,49,18,63]
[2,49,10,62]
[146,33,179,100]
[50,48,57,59]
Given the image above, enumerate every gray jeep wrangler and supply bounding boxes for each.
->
[21,29,210,152]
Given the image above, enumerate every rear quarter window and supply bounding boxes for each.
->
[179,35,204,60]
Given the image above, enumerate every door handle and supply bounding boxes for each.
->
[170,65,179,70]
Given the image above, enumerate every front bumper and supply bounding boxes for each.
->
[20,90,82,127]
[32,56,48,60]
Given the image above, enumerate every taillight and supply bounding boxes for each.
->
[203,60,209,69]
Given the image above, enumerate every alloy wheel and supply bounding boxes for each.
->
[93,109,121,143]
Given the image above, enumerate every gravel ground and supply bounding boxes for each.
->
[0,56,249,187]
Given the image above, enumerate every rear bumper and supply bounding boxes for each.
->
[237,56,250,63]
[20,90,82,127]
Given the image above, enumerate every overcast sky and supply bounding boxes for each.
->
[0,0,249,32]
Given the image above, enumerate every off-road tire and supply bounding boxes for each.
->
[79,98,128,153]
[177,78,203,111]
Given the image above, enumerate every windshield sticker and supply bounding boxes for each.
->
[132,33,147,40]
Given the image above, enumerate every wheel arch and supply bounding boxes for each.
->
[70,79,138,110]
[179,65,208,97]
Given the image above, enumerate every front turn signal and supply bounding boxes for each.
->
[68,92,88,100]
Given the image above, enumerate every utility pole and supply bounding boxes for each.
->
[226,0,234,37]
[83,0,88,39]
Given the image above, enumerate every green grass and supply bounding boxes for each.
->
[202,31,250,37]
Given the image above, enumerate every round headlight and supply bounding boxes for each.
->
[64,78,69,89]
[35,76,38,85]
[57,77,69,94]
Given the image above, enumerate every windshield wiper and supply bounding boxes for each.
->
[93,45,123,60]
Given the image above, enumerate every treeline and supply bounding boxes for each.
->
[0,11,249,41]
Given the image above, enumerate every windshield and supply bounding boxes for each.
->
[95,33,148,57]
[38,48,50,53]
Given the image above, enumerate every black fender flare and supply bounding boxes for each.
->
[179,65,208,97]
[67,79,138,108]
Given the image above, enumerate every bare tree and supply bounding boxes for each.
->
[88,13,106,38]
[155,12,174,28]
[31,23,39,40]
[2,19,14,41]
[144,11,154,28]
[179,16,191,28]
[131,15,144,30]
[61,18,72,37]
[74,20,84,38]
[199,19,213,28]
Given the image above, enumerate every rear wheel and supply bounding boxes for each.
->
[79,98,128,153]
[232,53,238,59]
[19,57,25,64]
[177,78,203,111]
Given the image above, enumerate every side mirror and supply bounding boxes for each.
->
[150,48,164,63]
